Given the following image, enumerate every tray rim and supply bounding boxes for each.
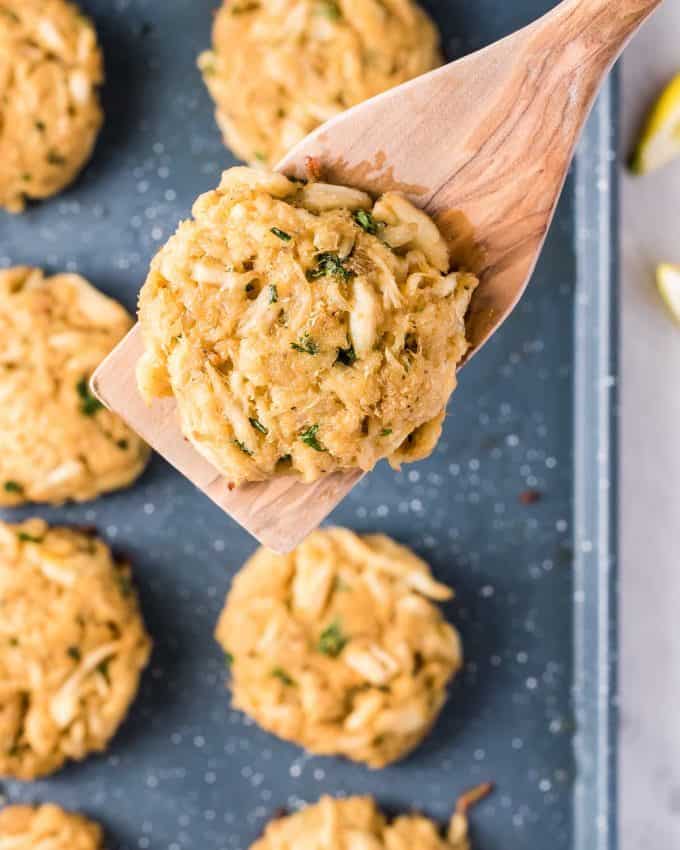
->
[572,71,619,850]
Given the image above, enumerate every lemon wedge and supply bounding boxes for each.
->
[630,74,680,175]
[656,264,680,324]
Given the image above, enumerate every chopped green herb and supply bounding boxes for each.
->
[17,532,43,543]
[67,646,81,662]
[34,120,46,132]
[117,439,129,450]
[21,173,31,182]
[4,480,23,494]
[225,651,234,667]
[353,209,380,235]
[291,334,319,355]
[380,428,393,436]
[315,0,341,19]
[268,284,278,304]
[46,149,66,166]
[335,343,356,366]
[254,151,267,162]
[299,424,326,452]
[317,621,347,657]
[404,333,419,353]
[249,417,268,435]
[233,439,254,456]
[97,659,111,684]
[306,252,354,282]
[270,227,292,242]
[271,667,295,686]
[76,377,103,416]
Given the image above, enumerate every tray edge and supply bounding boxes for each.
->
[572,71,619,850]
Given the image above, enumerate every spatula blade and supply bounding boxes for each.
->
[91,325,362,553]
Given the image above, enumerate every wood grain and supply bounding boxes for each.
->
[91,327,363,552]
[92,0,662,551]
[278,0,664,356]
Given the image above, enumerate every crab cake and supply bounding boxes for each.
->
[250,793,485,850]
[0,267,150,506]
[0,519,151,780]
[0,0,103,213]
[0,804,103,849]
[199,0,442,168]
[216,527,462,768]
[137,167,477,486]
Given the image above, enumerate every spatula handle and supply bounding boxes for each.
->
[553,0,664,59]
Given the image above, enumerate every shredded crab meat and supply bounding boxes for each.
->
[0,0,103,213]
[249,790,492,850]
[216,528,463,768]
[199,0,442,167]
[138,168,478,486]
[0,520,151,780]
[50,642,120,728]
[0,267,150,507]
[0,804,103,850]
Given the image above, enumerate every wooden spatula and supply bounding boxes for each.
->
[93,0,661,553]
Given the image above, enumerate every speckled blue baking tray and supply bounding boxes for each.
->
[0,2,618,849]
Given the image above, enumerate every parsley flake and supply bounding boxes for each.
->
[249,417,268,435]
[271,667,295,686]
[17,532,43,543]
[335,343,356,366]
[317,621,347,657]
[380,428,393,437]
[233,439,254,456]
[300,424,326,452]
[270,227,292,242]
[353,209,381,235]
[291,334,319,355]
[76,377,103,416]
[316,0,341,19]
[4,480,23,494]
[268,284,278,303]
[306,252,354,282]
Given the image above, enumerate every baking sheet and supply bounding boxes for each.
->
[0,2,617,848]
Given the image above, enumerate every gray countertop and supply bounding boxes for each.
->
[620,1,680,846]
